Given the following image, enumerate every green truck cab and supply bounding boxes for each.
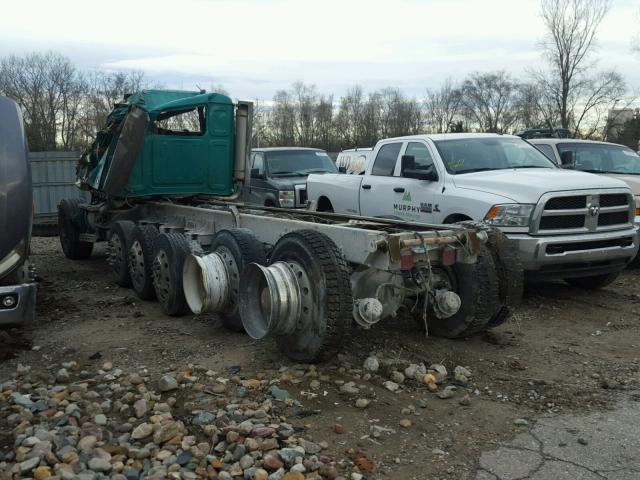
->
[77,89,237,199]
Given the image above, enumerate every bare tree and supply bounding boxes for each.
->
[268,89,296,146]
[538,0,612,131]
[460,71,519,133]
[424,79,462,133]
[82,70,146,142]
[0,52,85,150]
[514,82,559,130]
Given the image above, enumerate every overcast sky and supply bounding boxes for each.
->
[1,0,638,99]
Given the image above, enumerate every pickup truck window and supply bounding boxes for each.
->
[265,150,337,177]
[556,143,640,175]
[434,137,555,174]
[405,142,434,170]
[371,143,402,176]
[534,143,556,162]
[252,153,265,175]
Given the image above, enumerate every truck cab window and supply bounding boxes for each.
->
[252,153,265,175]
[533,144,556,163]
[371,143,402,176]
[405,142,434,170]
[155,106,206,136]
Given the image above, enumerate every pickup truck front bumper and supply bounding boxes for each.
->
[506,227,639,281]
[0,283,36,327]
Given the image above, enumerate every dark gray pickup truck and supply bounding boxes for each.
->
[0,96,36,326]
[243,147,337,207]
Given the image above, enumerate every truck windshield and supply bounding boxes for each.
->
[433,137,556,174]
[266,150,338,176]
[556,143,640,175]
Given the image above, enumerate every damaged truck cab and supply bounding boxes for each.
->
[76,90,237,201]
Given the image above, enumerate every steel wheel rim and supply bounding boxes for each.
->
[109,234,125,275]
[215,245,239,309]
[129,240,146,291]
[153,249,171,304]
[286,260,314,330]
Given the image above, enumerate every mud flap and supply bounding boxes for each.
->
[103,106,149,197]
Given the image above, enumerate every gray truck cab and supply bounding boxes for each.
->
[0,96,36,326]
[244,147,337,208]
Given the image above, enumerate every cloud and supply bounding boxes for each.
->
[0,0,638,99]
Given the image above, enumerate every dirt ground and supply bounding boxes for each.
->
[1,236,639,479]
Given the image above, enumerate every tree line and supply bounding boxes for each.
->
[0,0,635,153]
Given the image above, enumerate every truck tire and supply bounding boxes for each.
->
[152,233,191,316]
[454,221,523,327]
[211,229,267,332]
[58,198,93,260]
[479,226,523,327]
[628,252,640,268]
[129,225,159,300]
[565,272,619,290]
[425,244,501,338]
[268,230,352,362]
[108,220,136,287]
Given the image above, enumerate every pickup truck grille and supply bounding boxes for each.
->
[534,191,632,234]
[539,215,584,230]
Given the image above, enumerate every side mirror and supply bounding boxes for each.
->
[251,168,265,179]
[338,166,347,173]
[401,155,438,181]
[560,151,575,169]
[401,155,416,171]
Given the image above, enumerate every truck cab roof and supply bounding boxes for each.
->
[125,89,233,114]
[252,147,325,152]
[377,133,511,143]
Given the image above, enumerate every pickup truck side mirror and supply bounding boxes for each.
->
[560,151,575,169]
[251,168,265,179]
[401,155,438,181]
[338,166,347,173]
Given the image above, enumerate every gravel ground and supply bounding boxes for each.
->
[0,236,639,480]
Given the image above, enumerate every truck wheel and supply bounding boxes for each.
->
[129,225,159,300]
[58,199,93,260]
[268,230,352,362]
[425,245,501,338]
[628,252,640,268]
[482,227,523,327]
[152,233,191,316]
[565,272,619,290]
[454,221,523,327]
[211,229,267,332]
[108,220,135,287]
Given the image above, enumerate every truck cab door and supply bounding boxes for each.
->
[247,152,271,205]
[359,142,407,219]
[359,141,442,224]
[394,141,442,223]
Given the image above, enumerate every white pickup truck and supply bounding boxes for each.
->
[307,133,639,288]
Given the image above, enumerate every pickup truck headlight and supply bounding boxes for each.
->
[278,190,296,208]
[635,196,640,218]
[484,204,534,227]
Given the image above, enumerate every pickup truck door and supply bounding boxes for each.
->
[393,140,442,223]
[247,152,273,205]
[359,142,409,219]
[359,140,441,223]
